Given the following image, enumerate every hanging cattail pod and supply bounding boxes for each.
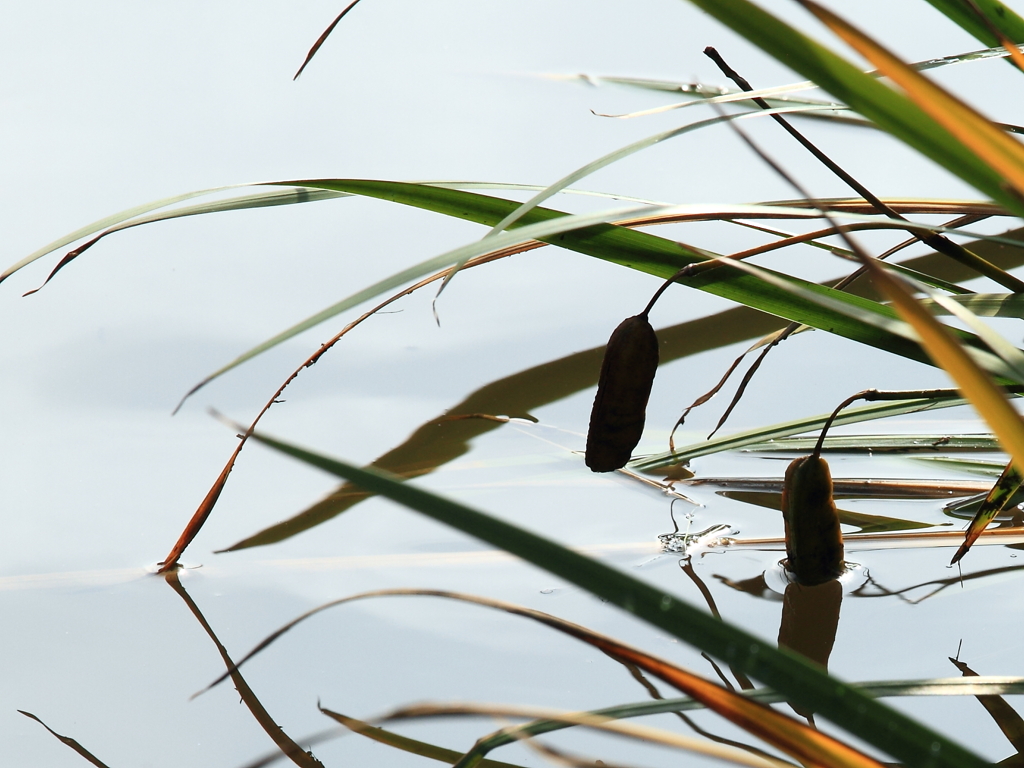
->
[781,454,844,586]
[585,313,659,472]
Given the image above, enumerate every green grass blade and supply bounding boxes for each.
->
[799,1,1024,200]
[680,0,1024,216]
[180,183,961,404]
[922,294,1024,317]
[294,181,1003,362]
[233,423,987,768]
[753,434,1000,454]
[923,0,1024,49]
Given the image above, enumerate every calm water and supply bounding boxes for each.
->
[5,2,1024,766]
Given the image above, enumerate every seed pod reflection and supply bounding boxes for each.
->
[781,454,844,586]
[778,578,843,719]
[585,313,659,472]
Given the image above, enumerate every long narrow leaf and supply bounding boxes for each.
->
[324,702,785,768]
[924,0,1024,49]
[0,182,254,283]
[799,1,1024,198]
[680,0,1024,216]
[217,586,878,768]
[226,421,987,768]
[467,677,1024,766]
[4,181,667,288]
[180,185,959,404]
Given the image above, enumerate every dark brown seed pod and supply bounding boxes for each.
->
[781,454,844,586]
[585,313,659,472]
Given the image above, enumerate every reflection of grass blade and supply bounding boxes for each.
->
[214,586,875,768]
[225,230,1024,550]
[164,571,323,768]
[951,462,1024,564]
[634,395,974,469]
[364,701,791,768]
[17,710,112,768]
[221,304,788,551]
[466,677,1024,767]
[748,434,1000,453]
[318,708,527,768]
[226,424,987,768]
[950,657,1024,756]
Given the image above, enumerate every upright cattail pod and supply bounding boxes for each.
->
[781,454,844,586]
[585,313,659,472]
